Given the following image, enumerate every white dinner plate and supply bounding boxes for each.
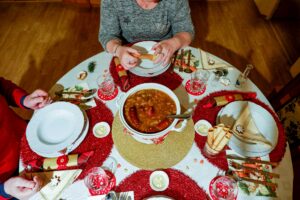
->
[26,102,85,155]
[130,41,170,77]
[217,101,278,157]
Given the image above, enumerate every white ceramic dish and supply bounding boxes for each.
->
[130,41,170,77]
[26,102,85,155]
[117,83,187,144]
[149,171,169,192]
[217,101,278,157]
[29,110,89,158]
[194,119,212,136]
[93,122,110,138]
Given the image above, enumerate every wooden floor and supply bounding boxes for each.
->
[0,0,299,118]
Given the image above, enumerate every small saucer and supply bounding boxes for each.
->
[194,120,212,136]
[93,122,110,138]
[149,171,169,191]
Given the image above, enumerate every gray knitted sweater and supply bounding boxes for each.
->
[99,0,194,49]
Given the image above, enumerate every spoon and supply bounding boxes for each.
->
[166,113,191,119]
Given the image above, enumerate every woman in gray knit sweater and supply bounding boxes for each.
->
[99,0,194,70]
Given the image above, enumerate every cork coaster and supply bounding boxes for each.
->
[112,112,195,170]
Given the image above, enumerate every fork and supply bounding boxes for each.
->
[119,192,129,200]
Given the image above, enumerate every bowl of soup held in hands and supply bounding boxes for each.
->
[118,83,187,144]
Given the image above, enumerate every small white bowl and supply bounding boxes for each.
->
[194,120,212,136]
[149,171,169,191]
[93,122,110,138]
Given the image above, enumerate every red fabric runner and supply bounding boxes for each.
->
[20,99,114,179]
[193,90,286,170]
[115,169,208,200]
[109,58,183,92]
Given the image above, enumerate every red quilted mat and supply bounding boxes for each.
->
[20,99,114,179]
[192,90,286,170]
[115,169,208,200]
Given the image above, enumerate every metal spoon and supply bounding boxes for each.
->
[166,113,191,119]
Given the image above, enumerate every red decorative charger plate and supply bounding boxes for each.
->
[115,169,208,200]
[21,99,114,179]
[192,90,286,170]
[109,57,183,92]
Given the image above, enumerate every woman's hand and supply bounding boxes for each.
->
[23,89,52,110]
[152,39,178,66]
[116,46,141,70]
[4,176,42,200]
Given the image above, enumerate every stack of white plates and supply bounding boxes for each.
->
[130,41,170,77]
[217,101,278,157]
[26,102,89,157]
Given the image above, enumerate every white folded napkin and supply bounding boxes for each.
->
[27,169,82,200]
[233,103,272,147]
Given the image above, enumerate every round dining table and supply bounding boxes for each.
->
[23,46,293,200]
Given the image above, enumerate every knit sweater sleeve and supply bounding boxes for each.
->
[0,77,28,108]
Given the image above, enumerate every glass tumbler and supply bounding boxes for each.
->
[190,70,210,93]
[84,167,109,192]
[97,74,115,96]
[211,176,238,200]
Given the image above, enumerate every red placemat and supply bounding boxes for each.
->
[109,58,183,92]
[20,99,114,179]
[192,90,286,170]
[115,169,208,200]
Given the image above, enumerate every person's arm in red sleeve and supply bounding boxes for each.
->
[0,77,28,108]
[0,77,52,110]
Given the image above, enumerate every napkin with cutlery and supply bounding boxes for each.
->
[52,82,96,109]
[233,103,272,147]
[226,150,277,197]
[26,169,82,200]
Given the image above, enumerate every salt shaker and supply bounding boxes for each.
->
[235,64,253,88]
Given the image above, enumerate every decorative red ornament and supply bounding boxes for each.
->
[57,155,69,169]
[225,95,235,102]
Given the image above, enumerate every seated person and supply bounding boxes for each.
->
[99,0,195,69]
[0,77,51,199]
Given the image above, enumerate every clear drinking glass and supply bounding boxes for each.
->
[84,167,109,192]
[211,176,238,200]
[190,70,210,93]
[97,74,115,96]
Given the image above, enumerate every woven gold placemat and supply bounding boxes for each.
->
[112,112,195,170]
